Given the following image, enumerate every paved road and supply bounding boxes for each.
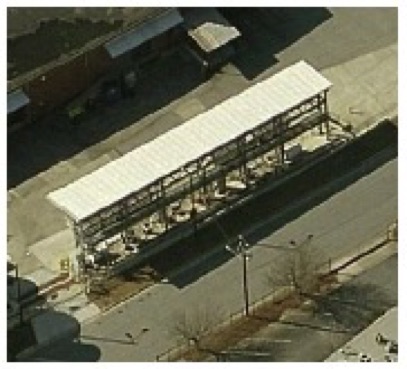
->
[226,253,397,362]
[240,7,397,78]
[28,156,397,361]
[7,7,397,275]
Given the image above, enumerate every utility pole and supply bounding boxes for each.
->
[226,235,251,316]
[241,238,250,316]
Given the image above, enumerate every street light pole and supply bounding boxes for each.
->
[226,235,251,316]
[236,235,251,316]
[230,234,313,317]
[242,248,249,316]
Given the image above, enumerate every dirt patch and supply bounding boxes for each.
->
[87,265,160,311]
[166,294,304,361]
[162,274,339,361]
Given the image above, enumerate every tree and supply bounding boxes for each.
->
[168,303,223,351]
[265,245,322,298]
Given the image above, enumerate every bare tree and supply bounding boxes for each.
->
[266,245,322,297]
[168,303,223,350]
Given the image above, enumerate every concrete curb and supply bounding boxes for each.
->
[20,230,395,362]
[14,114,397,361]
[330,236,390,275]
[25,118,397,330]
[18,109,396,289]
[156,230,397,361]
[109,117,396,277]
[241,148,396,248]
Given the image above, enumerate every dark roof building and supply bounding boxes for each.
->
[7,7,183,130]
[7,7,241,132]
[7,7,169,87]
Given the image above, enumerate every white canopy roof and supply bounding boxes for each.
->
[48,61,332,222]
[105,9,183,58]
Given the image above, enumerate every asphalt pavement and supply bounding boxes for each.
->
[26,156,397,361]
[225,254,397,362]
[8,7,398,362]
[7,7,397,276]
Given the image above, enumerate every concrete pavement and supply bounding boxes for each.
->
[7,7,398,361]
[323,43,397,134]
[8,38,398,277]
[222,253,397,362]
[24,155,397,361]
[7,7,398,277]
[325,306,397,362]
[14,128,397,359]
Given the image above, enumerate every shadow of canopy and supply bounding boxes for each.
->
[220,7,333,79]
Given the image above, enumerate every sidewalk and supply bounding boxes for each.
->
[325,307,398,362]
[7,40,397,278]
[8,38,397,360]
[157,227,398,361]
[15,216,397,362]
[323,43,397,135]
[17,44,398,282]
